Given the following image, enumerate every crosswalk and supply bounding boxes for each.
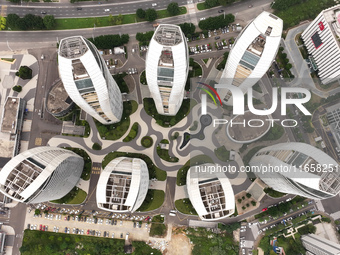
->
[91,166,101,175]
[0,6,7,17]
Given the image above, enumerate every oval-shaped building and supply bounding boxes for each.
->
[58,36,123,124]
[0,147,84,204]
[218,11,283,105]
[249,142,340,200]
[96,157,149,213]
[146,24,189,115]
[186,164,235,221]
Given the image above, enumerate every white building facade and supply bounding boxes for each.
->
[96,157,149,213]
[301,5,340,84]
[301,234,340,255]
[219,12,283,105]
[249,143,340,200]
[146,24,189,115]
[0,147,84,204]
[58,36,123,124]
[187,164,235,221]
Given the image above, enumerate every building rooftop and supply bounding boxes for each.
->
[1,97,20,134]
[46,80,73,115]
[227,111,271,143]
[59,37,88,59]
[154,25,183,46]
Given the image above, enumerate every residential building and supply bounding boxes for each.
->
[58,36,122,124]
[218,11,283,105]
[301,4,340,84]
[187,164,235,221]
[146,24,189,115]
[96,157,149,213]
[302,234,340,255]
[0,147,84,204]
[249,143,340,200]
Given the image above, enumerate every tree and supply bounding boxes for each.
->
[92,143,102,150]
[145,8,157,22]
[0,16,6,31]
[8,0,20,3]
[16,66,32,80]
[246,193,251,198]
[34,209,41,215]
[116,14,123,25]
[136,8,146,19]
[178,23,195,36]
[43,15,56,30]
[7,14,20,28]
[16,19,27,30]
[108,15,115,25]
[167,2,180,16]
[23,14,36,29]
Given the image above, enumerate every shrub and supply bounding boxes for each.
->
[242,206,246,210]
[237,199,242,203]
[141,136,153,148]
[251,201,256,206]
[92,143,102,150]
[12,85,22,92]
[246,193,251,198]
[16,66,32,80]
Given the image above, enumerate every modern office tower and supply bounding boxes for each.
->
[249,142,340,200]
[145,24,189,115]
[96,157,149,213]
[0,147,84,204]
[301,234,340,255]
[58,36,123,124]
[301,4,340,85]
[218,11,283,105]
[186,164,235,221]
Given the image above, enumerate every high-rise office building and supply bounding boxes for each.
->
[0,147,84,204]
[186,164,235,221]
[249,142,340,200]
[146,24,189,115]
[301,4,340,85]
[302,234,340,255]
[58,36,123,124]
[218,11,283,105]
[96,157,149,213]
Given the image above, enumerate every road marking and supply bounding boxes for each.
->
[35,137,42,146]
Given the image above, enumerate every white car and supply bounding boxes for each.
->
[200,17,206,21]
[104,9,110,12]
[152,3,157,6]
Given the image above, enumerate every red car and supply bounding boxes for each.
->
[43,225,46,231]
[39,224,42,231]
[145,216,150,221]
[262,208,268,211]
[87,229,90,235]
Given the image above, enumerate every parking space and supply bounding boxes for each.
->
[25,210,151,241]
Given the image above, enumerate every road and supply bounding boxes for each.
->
[0,0,272,50]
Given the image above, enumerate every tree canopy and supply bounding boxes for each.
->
[0,16,6,30]
[167,2,180,16]
[136,8,146,19]
[178,23,195,36]
[198,14,234,30]
[145,8,157,22]
[87,34,129,49]
[43,15,56,30]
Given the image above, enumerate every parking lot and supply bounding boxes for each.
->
[25,208,151,241]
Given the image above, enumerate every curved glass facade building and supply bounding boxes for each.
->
[96,157,149,213]
[146,24,189,115]
[249,142,340,200]
[58,36,123,124]
[0,147,84,204]
[219,11,283,105]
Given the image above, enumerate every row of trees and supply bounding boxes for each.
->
[136,8,157,21]
[7,13,56,30]
[272,0,306,11]
[178,22,195,36]
[0,16,5,31]
[136,2,181,21]
[204,0,236,8]
[87,34,129,49]
[136,31,154,45]
[198,14,235,31]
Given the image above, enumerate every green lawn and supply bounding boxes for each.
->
[95,101,132,140]
[149,223,167,237]
[197,2,206,10]
[67,189,87,204]
[156,146,179,162]
[175,199,197,215]
[264,187,286,198]
[131,100,138,114]
[20,229,125,254]
[123,122,139,142]
[137,190,165,212]
[51,187,87,205]
[214,145,230,162]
